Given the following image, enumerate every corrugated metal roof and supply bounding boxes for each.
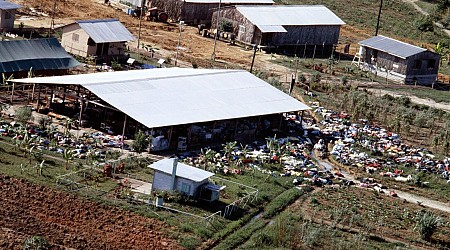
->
[76,19,135,43]
[236,5,345,29]
[359,35,427,59]
[257,25,287,33]
[11,68,310,129]
[0,1,22,10]
[0,38,80,73]
[186,0,273,3]
[149,158,214,182]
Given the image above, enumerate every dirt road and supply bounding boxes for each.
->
[366,88,450,112]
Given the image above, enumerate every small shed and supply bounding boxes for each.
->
[150,158,223,201]
[0,38,80,78]
[148,0,274,25]
[60,19,135,63]
[212,5,345,54]
[0,0,22,31]
[357,35,440,85]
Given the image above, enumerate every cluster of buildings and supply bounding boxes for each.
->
[0,0,444,201]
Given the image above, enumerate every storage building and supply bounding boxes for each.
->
[60,19,135,63]
[0,0,21,31]
[356,35,440,85]
[148,0,274,25]
[212,5,345,54]
[150,158,223,201]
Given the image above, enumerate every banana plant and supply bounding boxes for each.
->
[63,148,74,170]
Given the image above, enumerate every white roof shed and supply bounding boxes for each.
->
[149,158,214,182]
[11,68,310,129]
[236,5,345,33]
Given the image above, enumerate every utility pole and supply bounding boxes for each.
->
[175,21,184,66]
[375,0,383,36]
[249,45,257,73]
[211,0,222,61]
[137,0,146,59]
[48,0,57,37]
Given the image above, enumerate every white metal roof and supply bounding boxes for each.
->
[236,5,345,30]
[73,19,135,43]
[149,158,214,182]
[11,68,310,129]
[258,25,287,33]
[185,0,273,3]
[359,35,427,59]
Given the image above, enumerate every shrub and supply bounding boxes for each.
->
[24,236,50,250]
[414,210,442,241]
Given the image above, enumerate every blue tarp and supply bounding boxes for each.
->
[0,38,80,73]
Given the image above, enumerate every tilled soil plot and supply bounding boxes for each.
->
[0,175,180,250]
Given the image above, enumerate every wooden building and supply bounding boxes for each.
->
[356,36,440,85]
[211,5,345,55]
[0,0,21,31]
[148,0,273,25]
[60,19,135,63]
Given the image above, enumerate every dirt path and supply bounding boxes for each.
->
[313,153,450,214]
[366,88,450,112]
[389,189,450,213]
[400,0,450,37]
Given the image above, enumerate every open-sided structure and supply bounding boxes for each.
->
[11,68,310,150]
[212,5,345,54]
[355,35,440,85]
[60,19,135,62]
[0,38,80,77]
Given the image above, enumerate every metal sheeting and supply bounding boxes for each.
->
[77,19,135,43]
[359,36,426,59]
[0,1,22,10]
[0,38,80,73]
[257,25,287,33]
[186,0,273,3]
[11,68,310,129]
[236,5,345,27]
[149,158,214,182]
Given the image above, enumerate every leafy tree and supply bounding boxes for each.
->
[133,130,149,153]
[15,106,33,125]
[414,210,442,241]
[219,20,233,32]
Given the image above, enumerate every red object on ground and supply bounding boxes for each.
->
[390,191,398,197]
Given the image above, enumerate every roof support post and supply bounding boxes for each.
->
[121,114,127,152]
[36,84,41,111]
[168,126,173,150]
[299,110,304,131]
[278,113,283,131]
[31,83,35,103]
[10,82,14,104]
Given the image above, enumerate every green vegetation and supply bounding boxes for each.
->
[371,86,450,103]
[282,0,447,45]
[263,188,303,218]
[414,210,442,241]
[213,219,267,250]
[132,130,150,153]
